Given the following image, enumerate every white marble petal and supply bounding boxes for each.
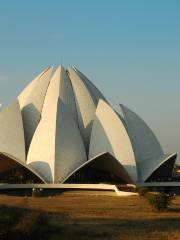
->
[89,100,137,181]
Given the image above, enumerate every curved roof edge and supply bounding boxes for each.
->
[119,104,164,181]
[61,152,133,184]
[0,152,46,183]
[89,100,137,181]
[0,100,26,162]
[67,67,97,151]
[144,153,177,182]
[71,66,108,104]
[18,66,53,109]
[19,66,54,154]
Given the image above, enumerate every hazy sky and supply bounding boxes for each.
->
[0,1,179,162]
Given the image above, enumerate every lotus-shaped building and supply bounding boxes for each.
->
[0,66,177,184]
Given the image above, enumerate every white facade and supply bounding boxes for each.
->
[89,100,137,181]
[18,66,53,152]
[67,67,97,151]
[27,66,86,183]
[0,100,26,162]
[120,104,176,181]
[0,65,177,184]
[72,66,107,104]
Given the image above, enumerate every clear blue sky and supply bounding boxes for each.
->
[0,0,179,162]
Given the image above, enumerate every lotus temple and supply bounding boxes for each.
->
[0,65,178,191]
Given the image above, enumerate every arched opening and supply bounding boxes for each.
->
[64,152,133,184]
[65,165,127,184]
[0,154,44,183]
[145,154,177,182]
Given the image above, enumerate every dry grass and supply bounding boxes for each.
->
[0,191,180,239]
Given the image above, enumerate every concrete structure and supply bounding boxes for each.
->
[18,66,53,152]
[0,183,137,196]
[0,65,177,186]
[89,100,137,182]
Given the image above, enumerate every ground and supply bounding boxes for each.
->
[0,190,180,239]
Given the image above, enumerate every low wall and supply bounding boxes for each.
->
[0,183,137,196]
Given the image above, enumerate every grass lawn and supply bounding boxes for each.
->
[0,191,180,239]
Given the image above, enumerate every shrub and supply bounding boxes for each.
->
[147,192,175,211]
[135,186,149,197]
[32,188,43,197]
